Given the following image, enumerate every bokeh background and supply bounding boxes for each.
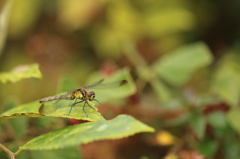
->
[1,0,240,159]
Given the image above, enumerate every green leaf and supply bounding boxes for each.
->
[153,42,212,86]
[189,112,206,139]
[86,67,136,103]
[227,108,240,135]
[30,147,81,159]
[207,111,227,129]
[0,64,42,84]
[211,54,240,106]
[20,115,154,150]
[0,100,104,121]
[198,138,218,158]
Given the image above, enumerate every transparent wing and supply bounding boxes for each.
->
[83,80,127,90]
[58,79,126,93]
[90,79,104,85]
[40,98,80,114]
[41,100,71,114]
[61,79,105,95]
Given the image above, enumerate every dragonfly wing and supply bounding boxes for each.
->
[81,79,104,89]
[83,80,127,90]
[53,79,104,96]
[40,99,75,114]
[91,79,104,85]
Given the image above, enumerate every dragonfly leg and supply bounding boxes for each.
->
[86,101,97,111]
[93,99,100,105]
[83,102,88,117]
[67,100,83,115]
[83,101,97,117]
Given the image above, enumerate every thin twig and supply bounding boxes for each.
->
[0,143,15,159]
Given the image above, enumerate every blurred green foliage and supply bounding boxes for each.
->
[1,0,240,158]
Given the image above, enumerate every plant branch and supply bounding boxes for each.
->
[0,143,15,159]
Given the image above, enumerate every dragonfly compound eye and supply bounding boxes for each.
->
[89,91,95,101]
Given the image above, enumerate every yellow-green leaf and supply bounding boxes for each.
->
[20,115,154,150]
[0,100,104,121]
[0,64,42,84]
[30,146,81,159]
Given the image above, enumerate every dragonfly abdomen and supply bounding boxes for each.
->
[39,95,73,103]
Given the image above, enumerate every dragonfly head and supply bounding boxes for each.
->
[87,91,95,101]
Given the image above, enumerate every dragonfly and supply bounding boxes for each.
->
[39,79,128,117]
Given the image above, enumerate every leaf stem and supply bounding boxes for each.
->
[0,143,15,159]
[14,148,22,156]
